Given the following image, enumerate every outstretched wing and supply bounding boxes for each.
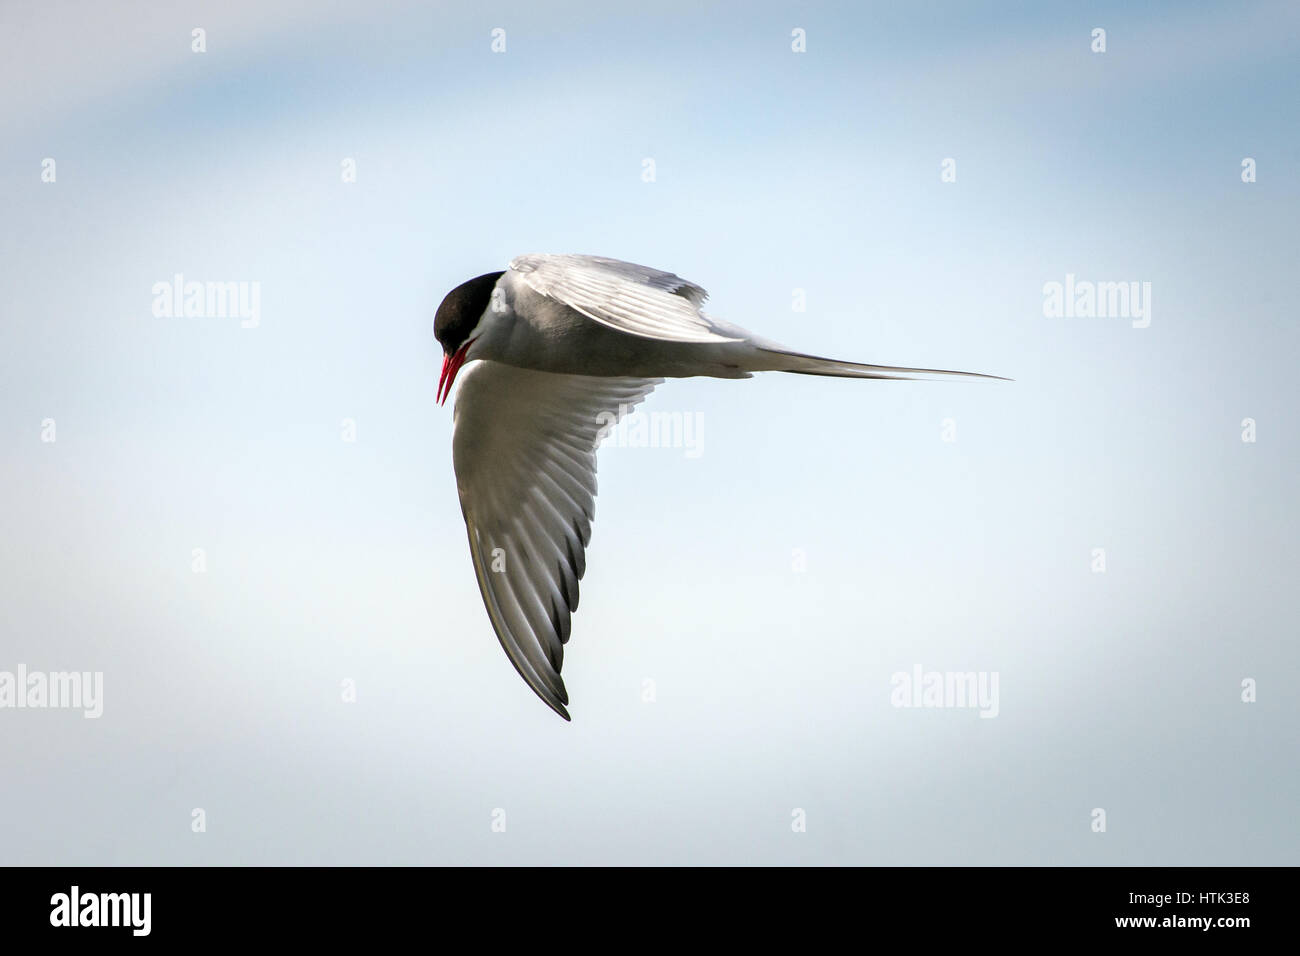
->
[451,359,660,719]
[508,253,742,344]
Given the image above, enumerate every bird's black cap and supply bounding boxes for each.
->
[435,271,504,353]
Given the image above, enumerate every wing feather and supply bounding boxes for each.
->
[452,359,660,719]
[508,253,742,344]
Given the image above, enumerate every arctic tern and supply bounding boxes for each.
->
[436,254,1004,719]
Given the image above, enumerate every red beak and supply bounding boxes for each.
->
[437,340,474,406]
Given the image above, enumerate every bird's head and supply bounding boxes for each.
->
[434,270,504,405]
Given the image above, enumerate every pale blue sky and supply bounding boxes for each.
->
[1,0,1296,864]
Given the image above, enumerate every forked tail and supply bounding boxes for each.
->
[755,346,1010,382]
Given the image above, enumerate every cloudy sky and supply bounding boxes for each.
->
[1,0,1296,864]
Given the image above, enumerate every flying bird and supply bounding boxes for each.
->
[436,254,1004,719]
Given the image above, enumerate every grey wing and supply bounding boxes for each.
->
[508,253,743,344]
[451,359,661,719]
